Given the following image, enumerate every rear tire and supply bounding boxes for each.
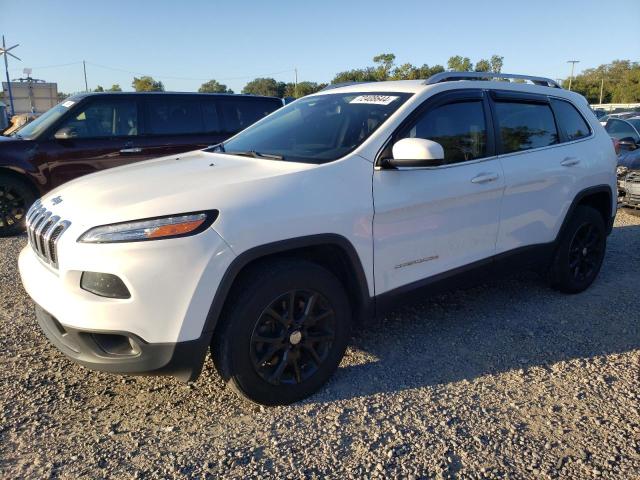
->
[549,205,606,294]
[0,175,36,237]
[212,259,351,405]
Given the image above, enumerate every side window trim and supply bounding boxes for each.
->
[375,88,495,166]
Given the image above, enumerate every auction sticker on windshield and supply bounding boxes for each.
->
[350,95,399,105]
[61,100,75,108]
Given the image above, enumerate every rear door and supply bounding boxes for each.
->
[41,95,147,188]
[491,91,589,254]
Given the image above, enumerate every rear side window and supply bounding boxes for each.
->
[551,99,591,140]
[494,102,559,154]
[219,97,281,133]
[146,97,204,135]
[400,101,487,163]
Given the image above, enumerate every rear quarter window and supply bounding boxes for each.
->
[551,98,591,141]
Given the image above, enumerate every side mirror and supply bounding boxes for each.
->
[387,138,445,168]
[54,127,75,140]
[618,137,638,151]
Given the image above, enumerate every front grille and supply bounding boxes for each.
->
[25,200,71,269]
[626,171,640,184]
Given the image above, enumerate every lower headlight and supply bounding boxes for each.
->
[78,211,218,243]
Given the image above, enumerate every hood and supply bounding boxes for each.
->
[40,150,315,229]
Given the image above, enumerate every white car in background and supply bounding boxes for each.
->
[19,72,617,405]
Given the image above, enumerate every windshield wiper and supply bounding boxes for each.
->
[225,150,284,160]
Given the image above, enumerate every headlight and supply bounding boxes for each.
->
[78,211,218,243]
[617,166,628,178]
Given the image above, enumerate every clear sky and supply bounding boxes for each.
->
[2,0,639,94]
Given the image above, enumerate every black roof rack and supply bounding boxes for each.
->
[424,71,561,88]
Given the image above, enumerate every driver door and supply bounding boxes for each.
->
[373,89,504,295]
[39,96,149,188]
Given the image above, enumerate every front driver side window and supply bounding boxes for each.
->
[57,99,138,138]
[400,101,487,164]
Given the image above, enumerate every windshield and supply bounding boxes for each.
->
[11,101,75,139]
[217,92,412,163]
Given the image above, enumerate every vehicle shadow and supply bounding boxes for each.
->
[313,223,640,403]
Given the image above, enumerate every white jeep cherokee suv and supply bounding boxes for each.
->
[19,72,617,405]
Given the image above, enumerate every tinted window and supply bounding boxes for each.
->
[219,97,281,133]
[551,99,591,140]
[201,100,221,133]
[495,102,558,153]
[57,99,138,138]
[606,119,640,141]
[146,97,203,135]
[400,101,487,163]
[219,92,411,163]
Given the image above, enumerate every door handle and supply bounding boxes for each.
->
[561,157,580,167]
[471,173,499,184]
[120,147,142,153]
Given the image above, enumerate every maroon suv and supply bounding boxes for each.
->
[0,92,283,235]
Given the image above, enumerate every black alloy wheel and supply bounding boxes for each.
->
[250,289,336,385]
[550,205,606,294]
[212,260,351,405]
[567,222,603,284]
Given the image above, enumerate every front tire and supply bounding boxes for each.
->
[0,175,36,237]
[549,205,606,294]
[212,260,351,405]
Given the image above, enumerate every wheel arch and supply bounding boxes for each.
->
[201,234,374,339]
[559,185,614,239]
[0,166,42,198]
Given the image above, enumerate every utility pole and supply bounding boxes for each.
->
[599,77,604,104]
[567,60,580,91]
[0,35,20,116]
[83,60,88,92]
[294,67,298,98]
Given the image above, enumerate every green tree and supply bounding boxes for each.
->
[94,85,105,92]
[566,60,640,103]
[57,92,70,101]
[490,55,504,73]
[199,79,233,93]
[132,76,164,92]
[283,81,326,98]
[242,77,286,97]
[108,84,122,92]
[333,54,444,84]
[474,59,491,72]
[390,63,445,80]
[447,55,473,71]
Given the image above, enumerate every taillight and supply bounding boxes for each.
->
[612,137,620,155]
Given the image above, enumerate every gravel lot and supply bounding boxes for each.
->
[1,210,639,479]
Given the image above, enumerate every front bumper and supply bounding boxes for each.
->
[19,227,234,344]
[35,304,208,381]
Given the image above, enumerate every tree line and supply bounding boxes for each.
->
[60,54,640,104]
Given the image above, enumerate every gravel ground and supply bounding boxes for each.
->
[1,210,639,479]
